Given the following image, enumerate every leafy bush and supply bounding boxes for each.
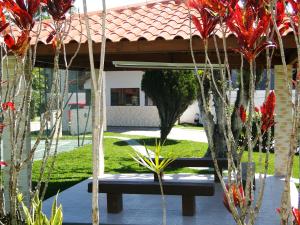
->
[18,192,63,225]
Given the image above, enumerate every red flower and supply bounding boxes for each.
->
[239,105,247,123]
[2,101,16,111]
[260,91,276,132]
[227,4,276,62]
[0,161,7,167]
[41,0,74,21]
[254,107,260,113]
[293,208,300,225]
[223,184,245,213]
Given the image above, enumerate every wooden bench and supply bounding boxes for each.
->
[88,180,215,216]
[153,157,232,182]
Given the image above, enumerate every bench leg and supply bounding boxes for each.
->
[107,193,123,213]
[214,168,222,183]
[182,195,195,216]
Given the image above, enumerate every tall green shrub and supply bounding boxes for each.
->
[142,70,198,142]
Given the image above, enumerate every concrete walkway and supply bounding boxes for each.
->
[42,174,298,225]
[32,139,92,160]
[108,126,208,143]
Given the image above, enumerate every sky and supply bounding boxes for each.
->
[74,0,149,12]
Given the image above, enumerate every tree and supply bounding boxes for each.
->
[83,0,107,224]
[0,0,78,224]
[200,69,264,158]
[141,70,198,142]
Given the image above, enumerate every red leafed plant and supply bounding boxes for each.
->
[41,0,74,21]
[0,4,8,32]
[239,105,247,123]
[4,31,31,57]
[1,0,40,57]
[275,0,291,35]
[286,0,300,34]
[2,0,40,30]
[293,208,300,225]
[185,0,220,40]
[227,3,276,62]
[223,184,246,213]
[2,102,16,111]
[186,0,239,39]
[260,91,276,132]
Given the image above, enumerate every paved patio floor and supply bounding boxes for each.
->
[43,174,298,225]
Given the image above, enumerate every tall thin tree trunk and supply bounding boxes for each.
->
[83,0,107,224]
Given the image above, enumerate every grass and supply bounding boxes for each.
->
[32,135,300,199]
[32,137,205,199]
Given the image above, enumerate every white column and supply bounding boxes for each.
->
[3,56,31,210]
[274,65,293,176]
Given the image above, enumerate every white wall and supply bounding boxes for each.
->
[229,90,268,107]
[82,71,161,128]
[105,71,146,106]
[107,106,160,127]
[105,71,160,127]
[179,101,199,124]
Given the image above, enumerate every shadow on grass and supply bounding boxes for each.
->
[113,138,179,147]
[32,179,86,200]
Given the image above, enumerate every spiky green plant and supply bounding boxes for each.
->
[18,191,63,225]
[131,140,175,225]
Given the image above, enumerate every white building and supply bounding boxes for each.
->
[65,70,200,134]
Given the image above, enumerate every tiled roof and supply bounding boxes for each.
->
[30,0,207,45]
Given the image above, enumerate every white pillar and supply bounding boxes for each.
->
[274,65,293,176]
[3,56,31,211]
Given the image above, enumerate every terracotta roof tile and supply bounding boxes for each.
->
[24,0,290,45]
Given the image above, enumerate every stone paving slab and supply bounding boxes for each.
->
[42,174,298,225]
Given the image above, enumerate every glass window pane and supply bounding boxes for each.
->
[111,88,139,106]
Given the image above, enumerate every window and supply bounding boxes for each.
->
[145,95,154,106]
[111,88,140,106]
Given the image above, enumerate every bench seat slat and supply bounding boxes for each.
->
[88,180,215,196]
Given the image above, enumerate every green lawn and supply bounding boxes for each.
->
[175,123,204,130]
[32,136,299,199]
